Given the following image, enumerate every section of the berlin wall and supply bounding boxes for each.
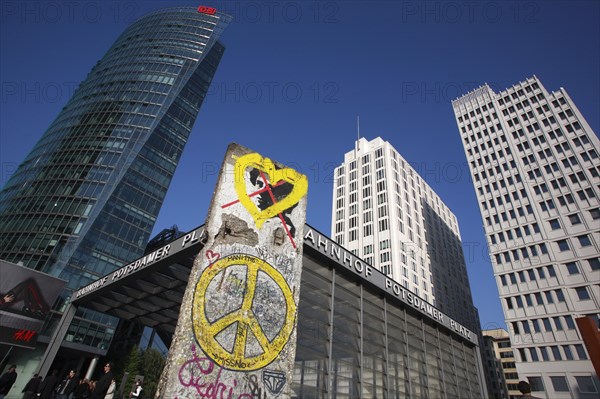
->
[157,143,308,398]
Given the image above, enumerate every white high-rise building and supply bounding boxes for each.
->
[331,137,479,331]
[453,76,600,398]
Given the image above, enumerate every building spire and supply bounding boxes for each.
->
[356,115,360,152]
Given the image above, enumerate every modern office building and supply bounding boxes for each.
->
[0,6,230,375]
[481,328,519,399]
[331,137,480,332]
[43,224,487,398]
[453,76,600,398]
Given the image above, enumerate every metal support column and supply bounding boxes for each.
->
[85,357,99,380]
[38,303,77,377]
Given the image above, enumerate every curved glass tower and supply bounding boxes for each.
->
[0,7,230,351]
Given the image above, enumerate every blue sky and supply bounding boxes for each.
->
[1,1,599,330]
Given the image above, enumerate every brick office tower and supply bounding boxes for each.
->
[453,76,599,398]
[0,6,230,374]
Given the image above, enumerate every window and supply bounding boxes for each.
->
[553,317,563,331]
[516,296,524,308]
[540,346,550,361]
[551,346,562,360]
[550,376,570,392]
[575,344,588,360]
[528,348,538,361]
[568,213,582,225]
[575,286,591,300]
[549,219,561,230]
[566,262,579,275]
[542,318,552,332]
[575,376,598,393]
[535,292,544,305]
[577,235,592,247]
[349,229,357,242]
[528,377,545,392]
[588,258,600,271]
[505,297,514,309]
[556,239,570,252]
[563,345,574,360]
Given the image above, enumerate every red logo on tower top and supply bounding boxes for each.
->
[198,6,216,15]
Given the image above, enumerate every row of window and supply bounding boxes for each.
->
[477,173,527,198]
[494,242,547,264]
[500,258,599,285]
[505,289,565,309]
[554,234,596,252]
[519,343,588,363]
[506,285,594,311]
[523,374,598,394]
[488,222,539,244]
[499,265,556,286]
[473,159,517,182]
[485,204,535,227]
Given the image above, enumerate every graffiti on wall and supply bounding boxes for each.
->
[223,152,308,248]
[192,253,296,371]
[159,144,308,398]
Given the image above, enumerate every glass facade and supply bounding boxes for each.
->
[294,254,484,398]
[0,7,230,351]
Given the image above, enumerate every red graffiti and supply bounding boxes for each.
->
[14,329,36,342]
[206,250,221,265]
[178,346,253,399]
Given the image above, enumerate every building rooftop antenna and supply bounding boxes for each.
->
[356,115,360,152]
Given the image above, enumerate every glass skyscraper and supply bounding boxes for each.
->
[0,6,230,363]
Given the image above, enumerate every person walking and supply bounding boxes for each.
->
[74,379,90,399]
[39,370,59,399]
[56,370,78,399]
[0,365,18,399]
[103,379,116,399]
[21,374,42,399]
[91,363,113,399]
[129,380,142,398]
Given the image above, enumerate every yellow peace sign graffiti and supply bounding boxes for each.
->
[192,254,297,371]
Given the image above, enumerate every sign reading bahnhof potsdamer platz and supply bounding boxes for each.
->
[63,223,486,398]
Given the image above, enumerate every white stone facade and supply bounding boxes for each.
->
[453,76,600,398]
[331,137,478,331]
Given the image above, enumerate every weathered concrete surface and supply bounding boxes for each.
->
[157,143,308,398]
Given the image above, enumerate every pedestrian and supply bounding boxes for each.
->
[39,369,59,399]
[90,363,113,399]
[74,379,90,399]
[21,374,42,399]
[104,379,116,399]
[129,380,142,398]
[56,370,78,399]
[88,381,96,397]
[517,380,543,398]
[0,365,18,399]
